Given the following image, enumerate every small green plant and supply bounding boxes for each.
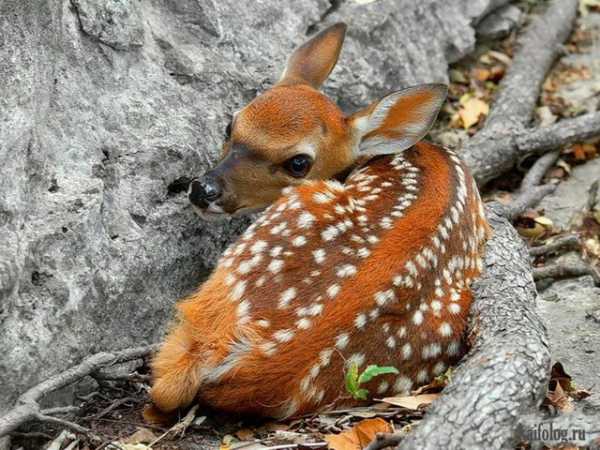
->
[345,363,399,400]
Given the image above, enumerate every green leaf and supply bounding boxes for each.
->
[345,362,360,398]
[357,365,399,385]
[354,388,370,400]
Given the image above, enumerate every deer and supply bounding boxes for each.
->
[144,22,490,423]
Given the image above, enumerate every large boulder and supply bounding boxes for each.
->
[0,0,508,408]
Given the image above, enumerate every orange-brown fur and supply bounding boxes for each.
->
[147,143,489,421]
[146,23,490,423]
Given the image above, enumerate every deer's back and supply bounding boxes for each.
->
[178,141,488,417]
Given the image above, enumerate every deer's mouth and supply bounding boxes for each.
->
[191,202,229,221]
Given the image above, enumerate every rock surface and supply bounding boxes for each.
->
[538,276,600,391]
[538,157,600,230]
[0,0,508,408]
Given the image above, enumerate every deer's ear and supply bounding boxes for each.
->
[348,84,447,157]
[278,23,346,89]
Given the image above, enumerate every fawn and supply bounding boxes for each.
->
[145,23,490,422]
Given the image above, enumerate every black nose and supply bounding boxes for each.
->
[189,175,222,208]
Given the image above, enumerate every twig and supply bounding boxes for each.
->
[516,111,600,155]
[34,413,94,437]
[462,0,580,185]
[364,432,405,450]
[257,444,327,450]
[519,151,560,191]
[507,184,557,221]
[148,404,199,448]
[0,344,158,438]
[529,234,580,257]
[533,259,600,285]
[41,406,82,416]
[86,397,138,421]
[506,151,560,220]
[92,372,151,383]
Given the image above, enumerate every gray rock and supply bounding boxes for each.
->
[538,157,600,230]
[0,0,507,409]
[538,276,600,391]
[476,4,522,40]
[71,0,145,50]
[555,11,600,114]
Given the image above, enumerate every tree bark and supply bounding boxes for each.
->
[462,0,579,185]
[399,204,551,449]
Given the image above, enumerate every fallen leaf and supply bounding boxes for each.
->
[458,97,489,129]
[380,393,440,410]
[123,428,159,445]
[535,106,557,127]
[472,67,491,82]
[534,216,554,228]
[221,434,235,450]
[325,418,393,450]
[261,422,290,433]
[449,69,468,84]
[516,222,546,239]
[487,50,512,66]
[235,428,255,441]
[411,371,451,395]
[550,362,573,391]
[570,387,592,401]
[544,379,575,413]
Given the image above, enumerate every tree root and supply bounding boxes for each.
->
[0,345,157,438]
[533,258,600,286]
[529,234,580,257]
[396,0,600,448]
[462,0,579,185]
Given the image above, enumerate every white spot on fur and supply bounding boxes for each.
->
[268,259,284,274]
[279,287,297,309]
[439,322,453,337]
[413,310,424,326]
[292,235,307,247]
[394,376,413,394]
[336,264,357,278]
[231,280,246,301]
[273,329,295,343]
[335,333,350,349]
[327,283,340,298]
[402,343,412,360]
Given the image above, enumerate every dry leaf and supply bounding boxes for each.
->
[533,216,554,228]
[220,434,235,450]
[516,222,546,239]
[325,418,393,450]
[411,373,449,395]
[380,393,440,409]
[536,106,558,127]
[487,50,512,66]
[458,98,489,129]
[235,428,255,441]
[545,380,575,413]
[123,428,159,445]
[472,67,491,82]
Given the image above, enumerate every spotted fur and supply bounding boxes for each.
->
[146,142,490,420]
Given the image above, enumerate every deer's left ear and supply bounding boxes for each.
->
[278,23,346,89]
[348,84,447,157]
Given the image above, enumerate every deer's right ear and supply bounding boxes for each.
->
[278,23,346,89]
[348,84,448,157]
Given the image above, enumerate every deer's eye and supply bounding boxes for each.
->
[283,154,313,178]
